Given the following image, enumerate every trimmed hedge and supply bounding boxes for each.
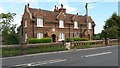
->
[66,38,88,42]
[28,38,51,44]
[65,38,73,42]
[73,38,88,41]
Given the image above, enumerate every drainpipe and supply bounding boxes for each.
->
[69,24,70,38]
[32,20,35,38]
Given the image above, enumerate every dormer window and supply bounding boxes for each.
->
[25,19,27,28]
[37,17,43,27]
[88,23,92,29]
[59,20,64,28]
[74,21,78,28]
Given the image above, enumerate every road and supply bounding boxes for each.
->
[1,45,119,68]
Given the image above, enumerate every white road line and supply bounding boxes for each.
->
[31,59,67,66]
[82,52,112,58]
[12,59,67,67]
[1,45,117,60]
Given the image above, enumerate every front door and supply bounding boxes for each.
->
[51,34,56,42]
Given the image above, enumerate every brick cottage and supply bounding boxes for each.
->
[19,3,95,43]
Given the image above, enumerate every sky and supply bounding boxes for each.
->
[0,0,119,34]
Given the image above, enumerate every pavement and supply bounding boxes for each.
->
[1,45,119,68]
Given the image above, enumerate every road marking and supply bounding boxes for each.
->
[31,59,66,66]
[13,59,67,67]
[1,45,117,60]
[81,52,112,58]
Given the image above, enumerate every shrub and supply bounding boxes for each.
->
[28,38,39,44]
[28,38,51,44]
[65,38,73,42]
[73,38,88,41]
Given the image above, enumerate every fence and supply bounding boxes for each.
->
[1,39,119,57]
[1,39,119,49]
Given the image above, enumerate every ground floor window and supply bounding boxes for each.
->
[25,33,28,42]
[73,32,78,38]
[37,32,43,39]
[59,33,64,41]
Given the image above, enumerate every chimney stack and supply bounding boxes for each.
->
[54,5,59,12]
[59,4,66,13]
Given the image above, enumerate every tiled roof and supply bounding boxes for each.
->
[28,7,94,24]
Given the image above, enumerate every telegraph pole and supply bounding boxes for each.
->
[85,3,89,40]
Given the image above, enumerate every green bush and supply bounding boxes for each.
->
[65,38,73,42]
[73,38,88,41]
[28,38,51,44]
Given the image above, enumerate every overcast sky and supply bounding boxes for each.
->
[0,0,119,34]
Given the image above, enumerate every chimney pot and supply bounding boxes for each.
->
[77,13,78,15]
[27,3,29,7]
[55,5,56,9]
[61,4,63,8]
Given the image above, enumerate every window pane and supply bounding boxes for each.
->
[59,20,64,28]
[37,33,43,39]
[88,23,92,29]
[25,33,27,42]
[74,21,78,28]
[25,20,27,27]
[37,18,43,27]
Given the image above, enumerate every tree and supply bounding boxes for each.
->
[100,12,120,39]
[0,12,19,45]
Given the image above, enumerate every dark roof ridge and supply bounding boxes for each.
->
[29,7,85,16]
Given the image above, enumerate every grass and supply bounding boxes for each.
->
[2,45,67,57]
[2,41,116,57]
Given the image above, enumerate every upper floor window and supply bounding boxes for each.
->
[37,17,43,27]
[59,20,64,28]
[88,23,92,29]
[25,20,27,28]
[74,21,78,28]
[59,33,64,41]
[37,32,43,39]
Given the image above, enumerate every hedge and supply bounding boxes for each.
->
[28,38,51,44]
[65,38,73,42]
[65,38,88,42]
[73,38,88,41]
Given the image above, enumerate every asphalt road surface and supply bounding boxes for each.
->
[1,45,119,68]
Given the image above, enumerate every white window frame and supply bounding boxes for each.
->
[73,32,78,38]
[58,33,64,41]
[59,20,64,28]
[25,19,27,28]
[25,33,28,42]
[37,17,43,27]
[37,32,43,39]
[88,23,92,29]
[74,21,78,28]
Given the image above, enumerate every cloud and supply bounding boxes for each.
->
[63,5,78,13]
[51,0,78,13]
[0,0,119,2]
[59,0,68,4]
[12,13,22,27]
[0,5,7,13]
[88,4,97,9]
